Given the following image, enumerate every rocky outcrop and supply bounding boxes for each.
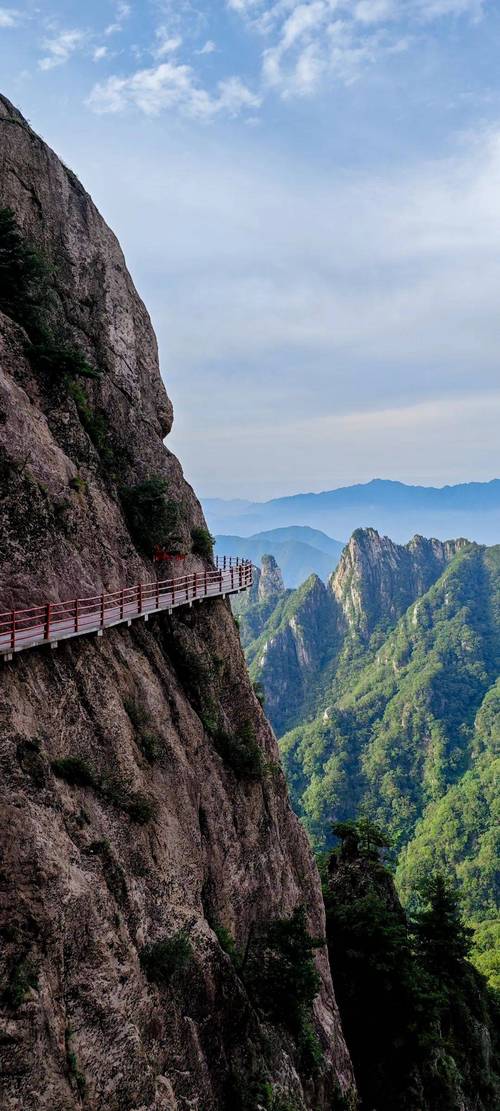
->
[257,555,285,605]
[330,527,469,640]
[0,96,355,1111]
[242,529,472,737]
[248,575,340,735]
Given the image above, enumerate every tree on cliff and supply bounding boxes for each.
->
[323,819,500,1111]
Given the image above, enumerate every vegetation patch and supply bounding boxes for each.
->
[212,721,264,780]
[324,818,500,1111]
[4,955,38,1008]
[140,931,193,984]
[68,473,87,493]
[213,921,241,967]
[124,697,162,763]
[0,207,99,382]
[100,775,156,824]
[51,754,156,823]
[191,525,214,560]
[120,476,182,556]
[51,755,96,787]
[243,905,324,1076]
[67,380,112,462]
[65,1027,86,1098]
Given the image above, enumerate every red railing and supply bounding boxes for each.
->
[0,558,253,657]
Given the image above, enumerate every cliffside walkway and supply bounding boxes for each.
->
[0,556,253,660]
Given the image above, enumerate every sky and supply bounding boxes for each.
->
[1,1,500,499]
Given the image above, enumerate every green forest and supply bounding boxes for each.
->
[242,539,500,988]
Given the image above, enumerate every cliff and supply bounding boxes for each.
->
[0,96,354,1111]
[246,576,340,736]
[330,527,469,640]
[244,529,466,735]
[257,555,285,605]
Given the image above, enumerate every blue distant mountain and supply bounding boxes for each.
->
[214,526,344,587]
[205,478,500,545]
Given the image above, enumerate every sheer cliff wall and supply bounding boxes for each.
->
[0,96,354,1111]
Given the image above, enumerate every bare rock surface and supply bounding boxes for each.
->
[0,95,355,1110]
[330,527,470,639]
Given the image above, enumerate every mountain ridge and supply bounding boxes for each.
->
[204,478,500,544]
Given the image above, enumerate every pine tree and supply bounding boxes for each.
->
[411,873,473,983]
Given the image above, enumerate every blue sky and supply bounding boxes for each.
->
[1,1,500,498]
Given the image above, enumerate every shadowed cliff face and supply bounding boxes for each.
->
[0,96,355,1111]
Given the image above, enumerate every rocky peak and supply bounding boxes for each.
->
[248,574,340,735]
[257,554,285,604]
[330,527,469,639]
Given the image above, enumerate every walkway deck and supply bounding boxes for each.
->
[0,557,252,659]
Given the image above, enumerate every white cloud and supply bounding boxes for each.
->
[39,29,86,71]
[0,7,19,28]
[197,39,217,54]
[87,60,261,118]
[228,0,488,98]
[154,29,183,57]
[105,0,132,36]
[93,45,108,61]
[354,0,395,23]
[226,0,260,11]
[415,0,484,18]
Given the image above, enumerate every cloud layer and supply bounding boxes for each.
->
[61,114,500,495]
[45,0,487,119]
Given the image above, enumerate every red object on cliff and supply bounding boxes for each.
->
[153,547,186,563]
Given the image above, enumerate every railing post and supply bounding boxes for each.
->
[194,573,197,599]
[231,567,234,591]
[204,570,207,595]
[11,610,15,651]
[75,598,79,633]
[223,555,226,570]
[120,590,124,620]
[138,583,142,615]
[156,578,159,609]
[100,594,105,628]
[44,603,51,641]
[239,565,242,588]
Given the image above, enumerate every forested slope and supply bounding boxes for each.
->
[280,543,500,982]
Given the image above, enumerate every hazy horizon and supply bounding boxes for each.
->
[203,475,500,506]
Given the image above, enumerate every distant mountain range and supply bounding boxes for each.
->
[204,478,500,545]
[214,526,344,587]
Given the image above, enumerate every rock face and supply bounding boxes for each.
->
[245,528,467,735]
[0,97,355,1111]
[247,576,340,736]
[257,555,285,605]
[330,527,469,641]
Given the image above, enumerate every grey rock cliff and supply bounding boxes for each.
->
[0,96,355,1111]
[257,554,285,604]
[330,527,469,640]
